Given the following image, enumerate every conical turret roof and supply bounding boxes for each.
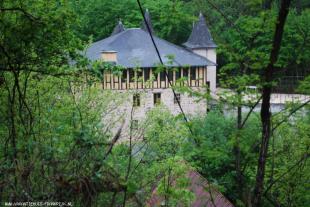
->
[111,20,126,36]
[141,9,154,34]
[183,13,216,49]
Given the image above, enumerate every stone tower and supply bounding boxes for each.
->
[183,12,217,93]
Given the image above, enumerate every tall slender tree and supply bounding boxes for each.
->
[253,0,292,206]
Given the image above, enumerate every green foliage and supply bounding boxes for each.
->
[98,107,193,206]
[183,111,237,193]
[0,71,129,204]
[71,0,194,44]
[219,9,310,92]
[0,0,84,74]
[297,75,310,94]
[265,112,310,206]
[156,157,195,206]
[144,106,189,159]
[1,0,310,206]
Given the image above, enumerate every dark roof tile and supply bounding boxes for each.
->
[86,28,215,68]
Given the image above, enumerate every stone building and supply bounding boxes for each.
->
[85,10,217,138]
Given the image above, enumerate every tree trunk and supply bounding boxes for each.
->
[9,75,18,198]
[235,95,243,201]
[252,0,291,206]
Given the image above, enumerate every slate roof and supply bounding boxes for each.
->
[111,20,126,36]
[183,13,217,49]
[85,28,215,68]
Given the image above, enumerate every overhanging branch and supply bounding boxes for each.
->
[0,7,39,21]
[271,99,310,132]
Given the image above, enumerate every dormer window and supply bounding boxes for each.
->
[129,69,135,82]
[160,72,165,82]
[183,69,188,78]
[121,70,127,83]
[168,70,173,81]
[137,70,143,81]
[144,69,150,82]
[175,68,181,80]
[190,68,196,80]
[101,51,117,63]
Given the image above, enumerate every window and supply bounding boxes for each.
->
[121,70,127,83]
[133,93,140,107]
[129,69,135,82]
[190,68,196,80]
[183,69,188,78]
[160,72,165,81]
[174,93,181,104]
[154,93,161,105]
[168,70,173,81]
[175,68,181,80]
[206,81,210,88]
[144,69,150,82]
[137,70,143,81]
[131,120,138,130]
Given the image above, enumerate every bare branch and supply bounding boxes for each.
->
[253,1,292,205]
[263,152,309,196]
[240,95,262,129]
[0,7,39,21]
[103,121,124,160]
[271,99,310,132]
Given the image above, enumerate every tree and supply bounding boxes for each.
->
[0,0,129,204]
[253,1,292,206]
[1,0,309,206]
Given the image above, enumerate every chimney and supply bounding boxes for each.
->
[101,50,117,63]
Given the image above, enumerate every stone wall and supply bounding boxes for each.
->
[104,88,207,141]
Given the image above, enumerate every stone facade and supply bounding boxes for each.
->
[106,87,207,140]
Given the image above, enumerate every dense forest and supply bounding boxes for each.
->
[0,0,310,206]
